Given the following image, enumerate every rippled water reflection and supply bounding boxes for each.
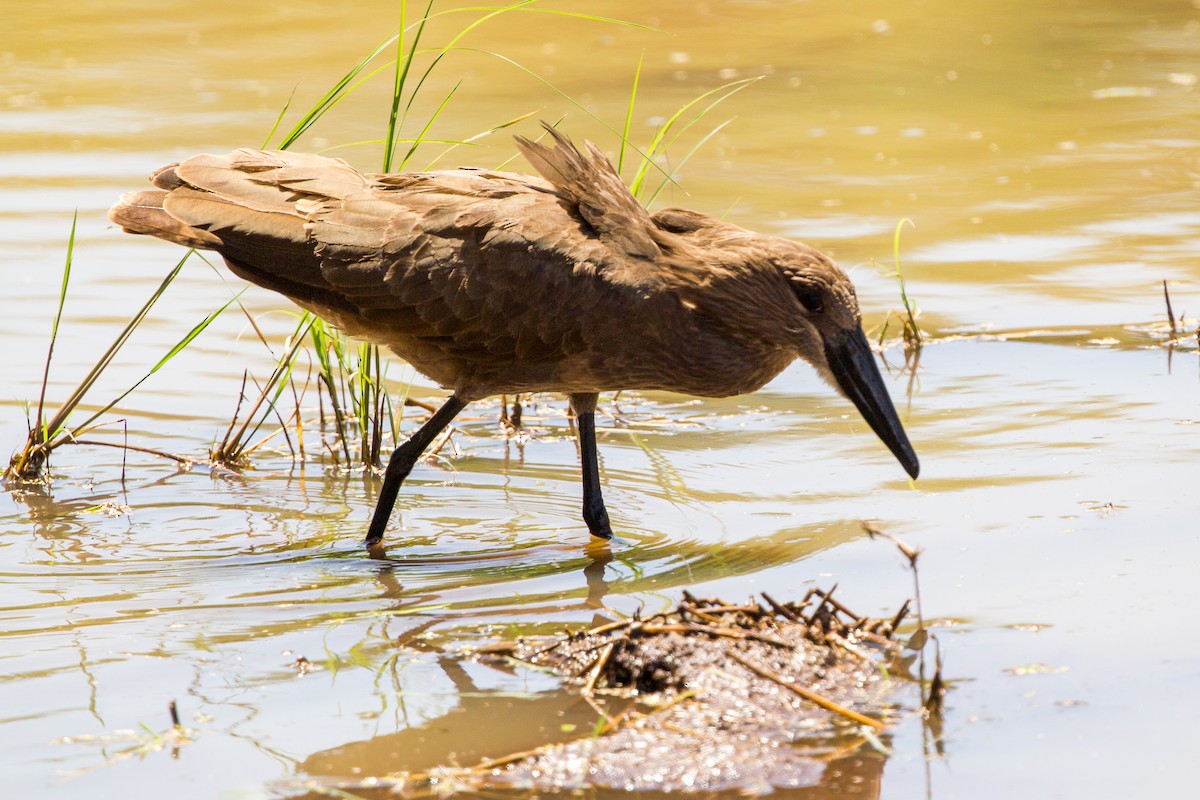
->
[3,1,1200,797]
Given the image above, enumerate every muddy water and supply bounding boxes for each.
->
[2,1,1198,797]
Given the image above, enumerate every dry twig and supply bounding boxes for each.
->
[727,651,886,730]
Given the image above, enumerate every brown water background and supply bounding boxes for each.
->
[3,1,1199,797]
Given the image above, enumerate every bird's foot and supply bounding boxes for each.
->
[363,524,388,550]
[583,502,614,539]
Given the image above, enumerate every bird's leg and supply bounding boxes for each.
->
[569,392,613,539]
[364,395,468,548]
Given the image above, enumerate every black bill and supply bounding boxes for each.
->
[824,326,920,479]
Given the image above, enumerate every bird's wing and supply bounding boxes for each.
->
[156,148,649,367]
[321,168,628,364]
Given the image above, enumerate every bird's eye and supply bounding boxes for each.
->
[796,288,824,313]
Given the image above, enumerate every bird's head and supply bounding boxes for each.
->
[772,244,920,479]
[653,208,919,480]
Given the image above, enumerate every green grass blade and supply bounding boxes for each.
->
[644,116,735,206]
[510,7,656,29]
[309,318,353,464]
[35,211,77,440]
[384,0,438,171]
[629,76,761,197]
[247,344,306,446]
[275,34,398,150]
[151,293,243,375]
[262,88,296,150]
[390,0,646,170]
[276,1,648,164]
[431,5,655,31]
[221,314,316,459]
[423,109,539,170]
[371,346,386,466]
[893,218,914,274]
[617,50,644,173]
[393,49,449,148]
[390,0,537,171]
[429,0,540,53]
[460,48,661,175]
[398,80,462,169]
[41,252,192,442]
[70,292,243,437]
[383,0,410,172]
[892,218,922,346]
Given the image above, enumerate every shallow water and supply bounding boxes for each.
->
[2,1,1199,797]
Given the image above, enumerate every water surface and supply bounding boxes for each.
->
[2,1,1199,797]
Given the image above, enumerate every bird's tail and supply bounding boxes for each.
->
[108,164,222,250]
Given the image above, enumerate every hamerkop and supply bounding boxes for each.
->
[109,125,919,548]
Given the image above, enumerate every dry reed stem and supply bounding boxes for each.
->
[761,592,804,623]
[403,397,439,413]
[638,623,795,649]
[424,425,455,460]
[1164,280,1178,334]
[582,641,615,695]
[889,598,912,633]
[683,602,763,615]
[679,603,724,624]
[727,651,885,730]
[68,439,196,467]
[812,586,860,620]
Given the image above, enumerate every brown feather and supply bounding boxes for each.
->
[515,127,663,267]
[109,124,923,548]
[109,126,864,402]
[109,189,222,249]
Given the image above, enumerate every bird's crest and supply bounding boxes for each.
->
[514,124,661,262]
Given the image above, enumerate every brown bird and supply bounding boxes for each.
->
[109,125,919,548]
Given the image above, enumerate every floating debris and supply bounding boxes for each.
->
[1005,662,1069,676]
[279,590,912,797]
[83,501,132,518]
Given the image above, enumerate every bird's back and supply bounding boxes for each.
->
[112,141,674,396]
[111,131,808,400]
